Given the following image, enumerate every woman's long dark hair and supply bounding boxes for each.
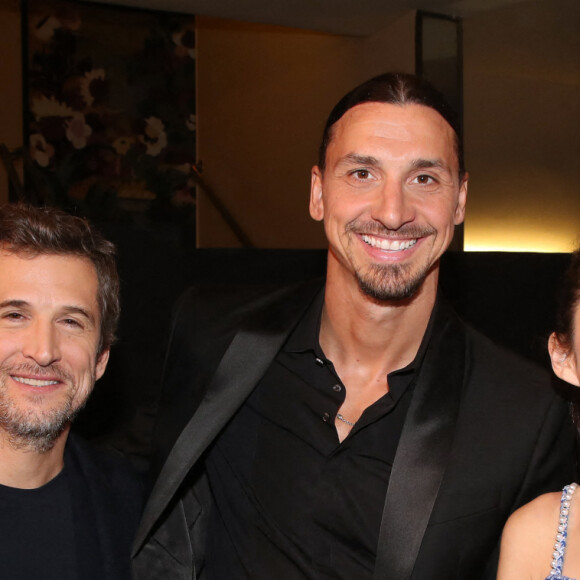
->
[553,247,580,426]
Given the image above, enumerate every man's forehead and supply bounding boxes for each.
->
[0,251,99,299]
[326,102,460,170]
[332,101,454,136]
[0,248,94,268]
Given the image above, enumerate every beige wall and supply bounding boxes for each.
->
[463,0,580,251]
[0,0,23,204]
[196,12,415,248]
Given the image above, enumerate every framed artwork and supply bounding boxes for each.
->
[23,0,197,230]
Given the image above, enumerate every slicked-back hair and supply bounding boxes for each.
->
[0,204,119,353]
[318,72,465,179]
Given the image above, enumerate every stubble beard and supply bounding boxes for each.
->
[0,363,87,454]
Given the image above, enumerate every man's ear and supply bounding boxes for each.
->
[95,348,110,382]
[548,332,579,386]
[454,173,468,226]
[309,166,324,222]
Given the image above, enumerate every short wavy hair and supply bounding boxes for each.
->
[0,204,119,353]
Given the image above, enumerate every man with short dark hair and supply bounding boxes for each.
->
[133,73,575,579]
[0,203,141,580]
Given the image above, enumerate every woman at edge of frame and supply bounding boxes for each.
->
[497,246,580,580]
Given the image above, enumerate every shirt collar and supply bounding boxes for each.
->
[283,286,442,378]
[283,285,326,356]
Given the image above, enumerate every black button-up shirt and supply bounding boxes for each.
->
[205,289,434,579]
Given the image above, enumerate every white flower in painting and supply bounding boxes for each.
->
[145,117,164,138]
[29,134,54,167]
[113,136,135,156]
[80,69,106,107]
[140,117,167,156]
[32,15,61,42]
[65,113,92,149]
[185,114,196,131]
[172,27,196,59]
[30,10,81,42]
[32,96,74,119]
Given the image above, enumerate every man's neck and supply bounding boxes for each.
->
[320,264,438,380]
[0,427,70,489]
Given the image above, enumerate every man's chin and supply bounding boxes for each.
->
[0,405,75,453]
[356,264,427,302]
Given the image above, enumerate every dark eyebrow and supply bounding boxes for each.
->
[0,299,29,309]
[409,158,452,173]
[0,300,96,325]
[336,153,382,168]
[61,306,96,325]
[336,155,453,174]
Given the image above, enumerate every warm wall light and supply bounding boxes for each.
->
[465,242,570,252]
[464,227,577,253]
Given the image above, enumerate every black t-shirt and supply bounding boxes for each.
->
[205,290,434,579]
[0,460,94,579]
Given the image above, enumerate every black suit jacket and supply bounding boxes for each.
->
[132,280,576,579]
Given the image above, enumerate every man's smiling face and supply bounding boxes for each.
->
[310,102,467,301]
[0,251,109,451]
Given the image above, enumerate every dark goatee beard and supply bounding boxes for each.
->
[347,221,435,302]
[356,262,428,301]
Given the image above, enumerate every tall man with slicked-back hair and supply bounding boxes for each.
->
[133,73,575,579]
[0,204,141,580]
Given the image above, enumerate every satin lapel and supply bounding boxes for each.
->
[134,280,323,554]
[374,303,467,579]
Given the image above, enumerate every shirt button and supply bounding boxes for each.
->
[315,357,325,366]
[322,412,330,422]
[333,384,342,392]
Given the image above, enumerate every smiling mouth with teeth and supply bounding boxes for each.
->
[361,234,418,251]
[12,376,60,387]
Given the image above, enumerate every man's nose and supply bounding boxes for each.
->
[22,321,61,367]
[370,179,415,230]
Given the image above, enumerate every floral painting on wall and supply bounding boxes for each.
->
[24,0,197,227]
